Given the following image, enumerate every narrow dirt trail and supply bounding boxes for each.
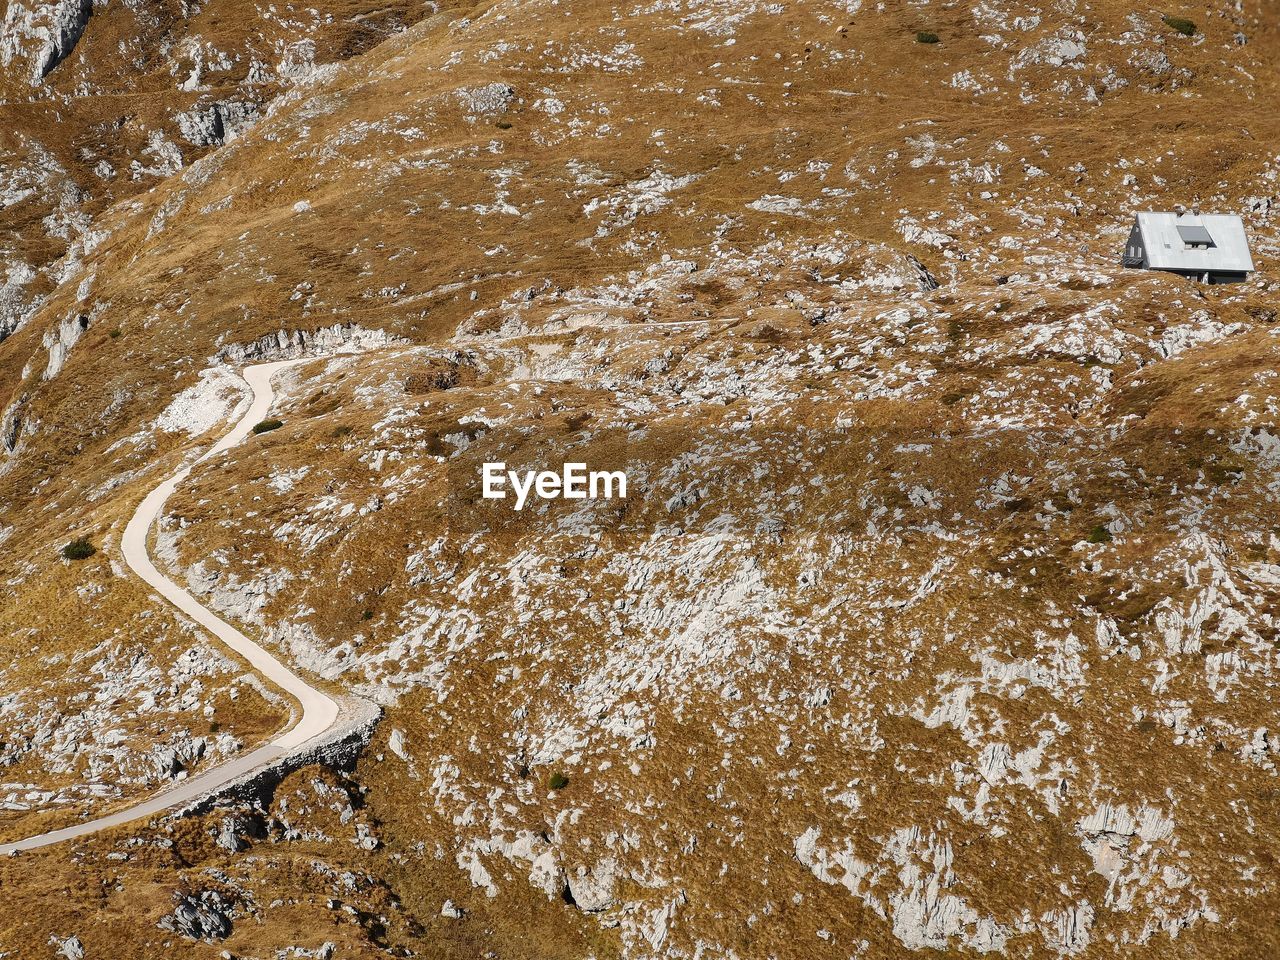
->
[1,358,342,854]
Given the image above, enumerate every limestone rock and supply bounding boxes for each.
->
[157,890,235,942]
[0,0,91,84]
[529,850,567,899]
[567,857,618,912]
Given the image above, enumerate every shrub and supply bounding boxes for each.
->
[1087,525,1113,544]
[62,537,96,560]
[332,424,353,438]
[916,31,940,44]
[495,120,513,130]
[547,772,569,790]
[362,609,375,621]
[108,328,121,339]
[252,419,283,434]
[1162,15,1196,36]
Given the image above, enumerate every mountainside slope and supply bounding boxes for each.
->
[1,1,1280,957]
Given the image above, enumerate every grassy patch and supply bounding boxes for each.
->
[547,771,569,790]
[252,418,284,434]
[1206,459,1244,485]
[916,31,940,44]
[1162,15,1196,36]
[1087,525,1113,544]
[108,328,121,339]
[61,537,96,560]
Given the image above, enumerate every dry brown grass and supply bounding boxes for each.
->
[0,0,1278,955]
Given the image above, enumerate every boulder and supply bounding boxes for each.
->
[566,857,618,912]
[529,850,567,899]
[157,890,234,942]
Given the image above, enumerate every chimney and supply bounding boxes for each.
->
[1191,202,1201,217]
[1174,204,1186,217]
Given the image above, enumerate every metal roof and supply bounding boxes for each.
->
[1135,211,1254,273]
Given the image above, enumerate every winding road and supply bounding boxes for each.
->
[1,358,343,854]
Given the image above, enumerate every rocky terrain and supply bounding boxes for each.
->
[1,0,1280,957]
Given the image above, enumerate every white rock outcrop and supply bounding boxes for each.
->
[0,0,91,84]
[567,857,618,912]
[176,101,259,147]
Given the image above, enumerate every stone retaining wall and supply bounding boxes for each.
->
[176,697,381,816]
